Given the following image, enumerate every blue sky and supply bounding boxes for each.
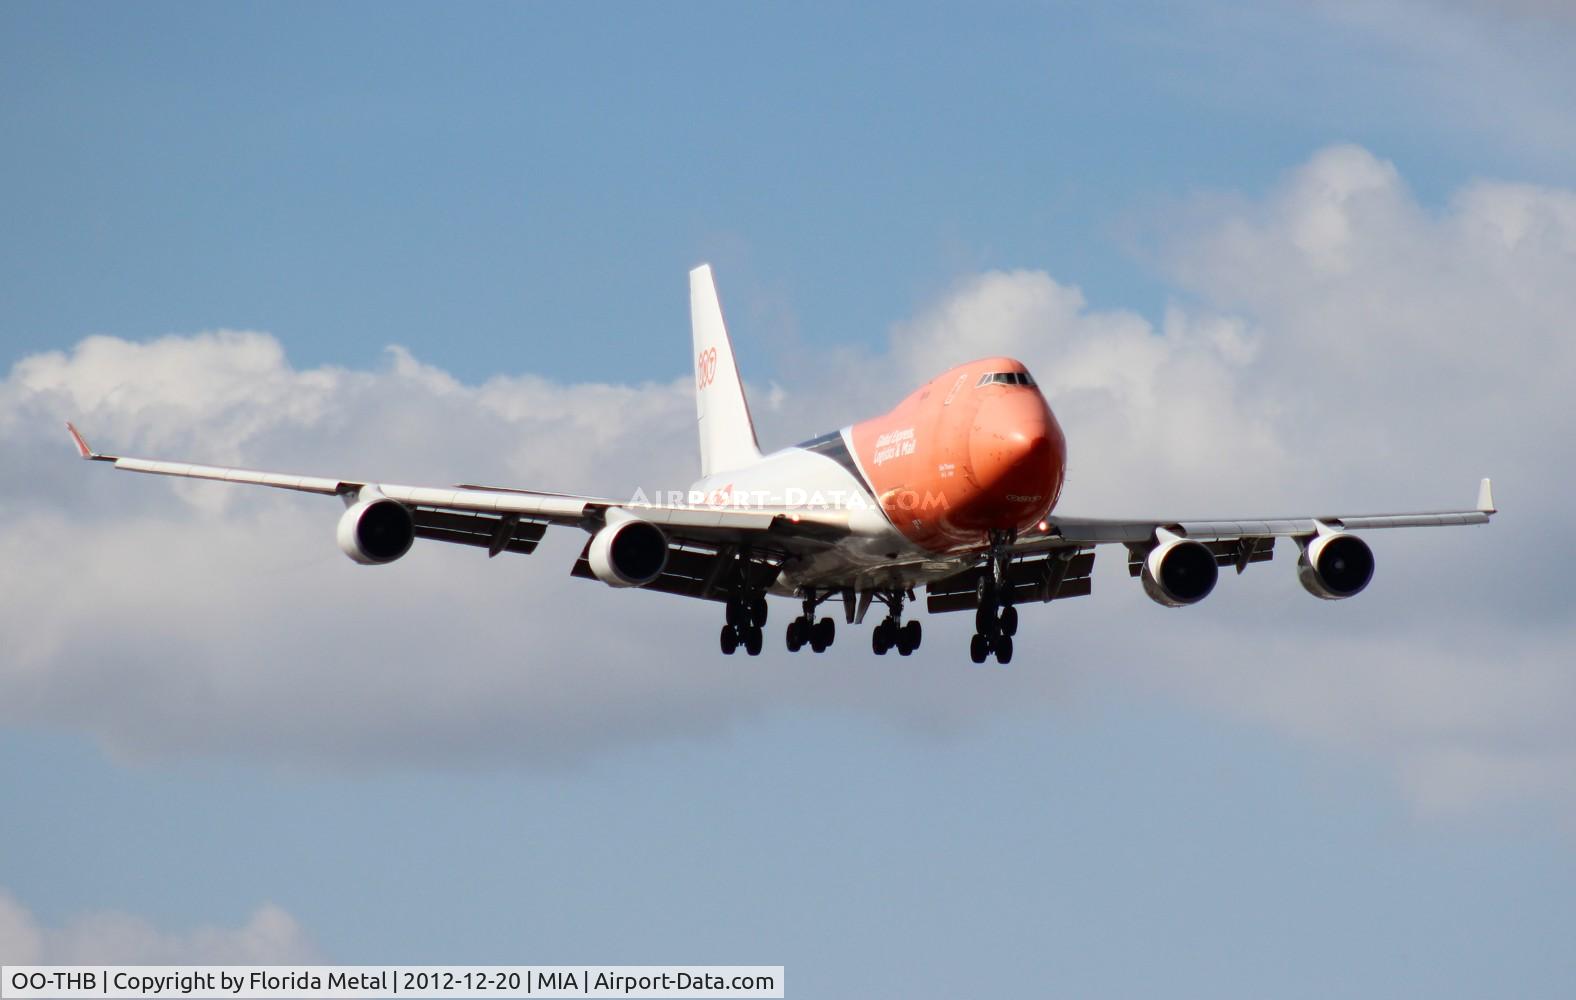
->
[4,1,1576,995]
[8,2,1556,384]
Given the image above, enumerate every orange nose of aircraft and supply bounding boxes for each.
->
[965,390,1066,531]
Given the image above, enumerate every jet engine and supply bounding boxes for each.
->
[337,496,415,565]
[1298,529,1374,600]
[1141,532,1219,607]
[586,510,669,587]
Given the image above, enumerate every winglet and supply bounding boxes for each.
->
[66,421,97,459]
[65,422,115,462]
[1476,477,1496,514]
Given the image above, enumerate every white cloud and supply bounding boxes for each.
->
[3,144,1573,823]
[0,890,317,963]
[1138,144,1576,817]
[885,270,1288,513]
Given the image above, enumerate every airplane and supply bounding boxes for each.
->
[66,265,1497,664]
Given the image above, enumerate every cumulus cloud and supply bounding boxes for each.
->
[884,269,1287,513]
[2,144,1573,822]
[0,890,318,963]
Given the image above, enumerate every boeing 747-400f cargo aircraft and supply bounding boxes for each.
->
[68,265,1496,663]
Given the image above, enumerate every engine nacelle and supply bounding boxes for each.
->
[337,496,415,565]
[1298,529,1374,600]
[586,510,668,587]
[1141,533,1219,607]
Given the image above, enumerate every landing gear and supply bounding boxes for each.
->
[872,615,921,654]
[720,622,763,656]
[811,616,835,652]
[786,589,837,654]
[868,589,922,656]
[970,530,1017,664]
[968,629,1013,665]
[721,591,767,657]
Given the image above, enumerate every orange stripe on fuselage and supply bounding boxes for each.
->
[848,357,1066,552]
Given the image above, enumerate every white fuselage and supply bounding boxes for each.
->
[687,430,972,596]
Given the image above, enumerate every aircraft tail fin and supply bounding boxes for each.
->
[690,264,762,477]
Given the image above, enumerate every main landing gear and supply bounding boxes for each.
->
[719,593,768,657]
[869,589,922,656]
[970,531,1017,665]
[785,589,837,653]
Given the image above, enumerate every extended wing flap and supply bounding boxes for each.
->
[570,537,783,603]
[927,549,1095,614]
[411,508,549,556]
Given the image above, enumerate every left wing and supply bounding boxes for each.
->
[926,479,1496,614]
[1039,477,1496,547]
[66,423,846,601]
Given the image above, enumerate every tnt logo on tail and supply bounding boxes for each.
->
[697,347,718,389]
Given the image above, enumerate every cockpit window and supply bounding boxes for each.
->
[976,371,1038,387]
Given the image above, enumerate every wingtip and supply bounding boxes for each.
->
[1477,477,1496,514]
[65,421,96,460]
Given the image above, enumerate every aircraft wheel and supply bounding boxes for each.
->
[1000,605,1018,637]
[974,603,997,637]
[994,635,1014,665]
[744,626,763,656]
[720,625,739,655]
[786,619,804,652]
[872,624,889,655]
[903,619,922,651]
[969,633,989,664]
[751,597,769,628]
[897,633,914,656]
[814,617,835,649]
[725,600,744,629]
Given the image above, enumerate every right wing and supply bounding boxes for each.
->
[66,423,847,602]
